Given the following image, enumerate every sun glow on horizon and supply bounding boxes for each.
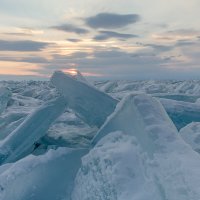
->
[62,68,102,77]
[62,68,78,76]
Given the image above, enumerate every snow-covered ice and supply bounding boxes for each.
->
[0,72,200,199]
[73,131,161,200]
[76,94,200,200]
[0,147,87,200]
[96,80,200,97]
[180,122,200,153]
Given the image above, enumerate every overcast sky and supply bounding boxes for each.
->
[0,0,200,80]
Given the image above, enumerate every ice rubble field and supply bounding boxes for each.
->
[1,72,200,199]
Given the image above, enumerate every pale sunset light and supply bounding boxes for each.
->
[63,68,78,76]
[0,0,200,79]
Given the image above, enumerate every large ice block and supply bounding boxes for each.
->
[73,94,200,200]
[51,71,118,128]
[0,96,67,164]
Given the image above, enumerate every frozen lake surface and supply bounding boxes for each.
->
[1,72,200,199]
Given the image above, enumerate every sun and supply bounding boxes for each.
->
[62,68,78,76]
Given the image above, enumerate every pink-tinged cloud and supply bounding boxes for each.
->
[0,61,42,76]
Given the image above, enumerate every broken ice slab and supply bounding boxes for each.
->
[0,96,67,164]
[77,94,200,200]
[0,147,88,200]
[160,98,200,130]
[0,87,12,114]
[0,114,25,141]
[51,71,118,128]
[0,93,44,141]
